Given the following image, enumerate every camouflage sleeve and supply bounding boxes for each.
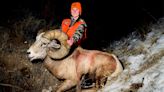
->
[73,21,87,43]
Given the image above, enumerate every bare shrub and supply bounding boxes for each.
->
[11,15,47,41]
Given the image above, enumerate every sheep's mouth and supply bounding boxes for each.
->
[28,56,43,63]
[27,55,36,61]
[28,56,35,61]
[31,59,43,63]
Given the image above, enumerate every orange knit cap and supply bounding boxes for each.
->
[71,2,82,15]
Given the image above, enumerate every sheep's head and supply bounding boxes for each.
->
[27,29,70,61]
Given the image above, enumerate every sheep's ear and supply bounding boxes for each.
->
[48,40,61,49]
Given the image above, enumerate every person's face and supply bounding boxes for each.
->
[71,8,80,18]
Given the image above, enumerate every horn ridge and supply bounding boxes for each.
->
[43,29,71,59]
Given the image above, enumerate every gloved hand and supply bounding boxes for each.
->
[67,37,74,46]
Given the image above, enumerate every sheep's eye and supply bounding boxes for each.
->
[41,43,47,47]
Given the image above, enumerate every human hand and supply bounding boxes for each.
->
[67,38,74,46]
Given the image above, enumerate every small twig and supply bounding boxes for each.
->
[0,83,24,91]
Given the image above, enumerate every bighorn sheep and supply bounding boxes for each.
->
[27,29,123,92]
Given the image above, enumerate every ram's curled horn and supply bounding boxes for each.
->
[43,29,71,59]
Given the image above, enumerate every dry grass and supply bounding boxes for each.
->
[0,40,61,92]
[0,16,63,92]
[11,15,47,41]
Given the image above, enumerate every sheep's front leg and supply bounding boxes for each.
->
[56,80,76,92]
[76,70,83,92]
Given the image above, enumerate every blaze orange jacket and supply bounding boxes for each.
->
[62,18,87,45]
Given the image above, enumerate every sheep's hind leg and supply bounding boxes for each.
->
[81,73,95,89]
[95,65,113,88]
[56,80,76,92]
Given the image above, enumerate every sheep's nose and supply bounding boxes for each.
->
[27,51,31,55]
